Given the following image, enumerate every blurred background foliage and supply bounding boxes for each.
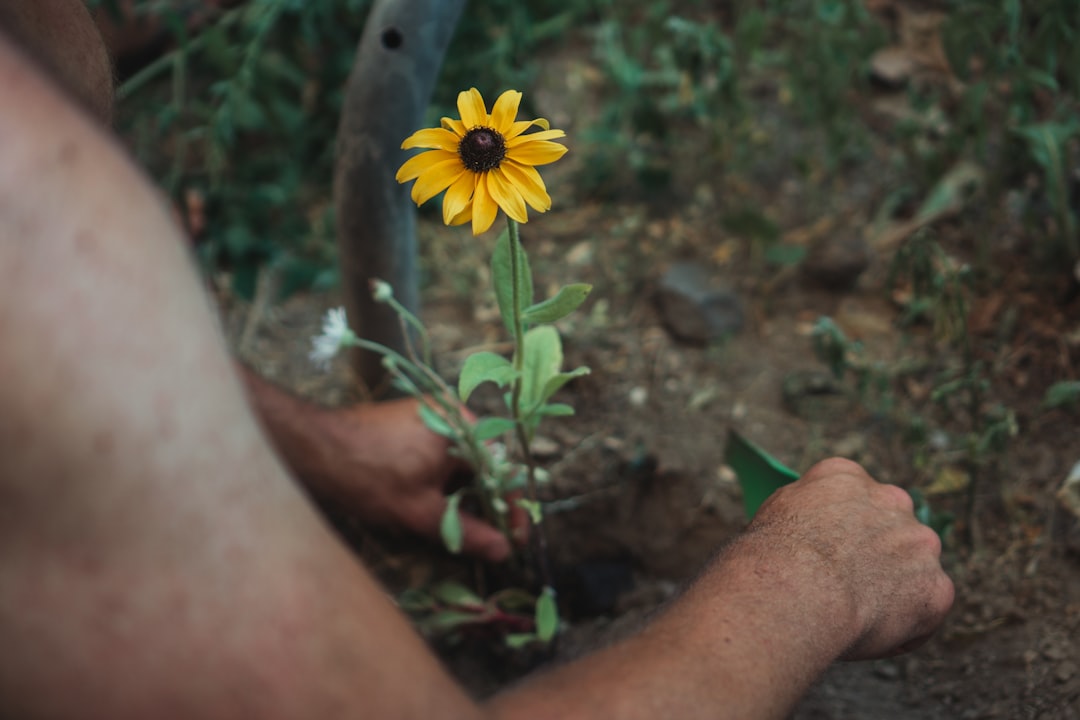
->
[89,0,1080,298]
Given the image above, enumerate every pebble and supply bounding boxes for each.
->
[873,660,901,681]
[802,234,871,291]
[654,261,745,344]
[1055,661,1077,683]
[529,435,560,459]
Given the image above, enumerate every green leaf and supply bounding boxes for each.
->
[492,228,534,338]
[473,416,517,442]
[520,326,563,410]
[440,492,464,554]
[418,610,484,635]
[914,162,984,223]
[535,586,559,643]
[536,403,575,417]
[397,589,436,613]
[1042,380,1080,409]
[538,367,591,407]
[459,352,517,403]
[515,498,544,525]
[419,404,456,439]
[505,633,538,649]
[724,430,800,519]
[522,283,593,324]
[764,244,808,267]
[432,582,485,610]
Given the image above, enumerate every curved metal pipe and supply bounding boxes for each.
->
[334,0,465,392]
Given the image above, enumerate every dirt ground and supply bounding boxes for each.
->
[231,200,1080,719]
[223,20,1080,720]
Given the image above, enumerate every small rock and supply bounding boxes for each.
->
[802,234,871,291]
[781,370,848,420]
[873,660,901,681]
[602,436,625,452]
[566,240,594,267]
[717,464,737,485]
[870,46,916,88]
[1057,460,1080,518]
[628,386,649,407]
[530,435,560,459]
[654,261,745,344]
[1055,661,1077,683]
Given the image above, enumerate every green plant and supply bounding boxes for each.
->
[811,316,895,415]
[771,0,886,167]
[890,232,1016,538]
[312,88,589,646]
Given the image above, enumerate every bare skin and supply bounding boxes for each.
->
[1,0,511,562]
[0,8,954,719]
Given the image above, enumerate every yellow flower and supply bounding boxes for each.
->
[395,88,568,235]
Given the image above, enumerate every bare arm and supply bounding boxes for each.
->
[491,459,953,719]
[0,36,951,720]
[0,36,477,719]
[238,368,518,561]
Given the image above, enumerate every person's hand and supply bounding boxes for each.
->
[746,458,954,659]
[317,397,525,563]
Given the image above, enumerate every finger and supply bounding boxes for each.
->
[458,513,512,563]
[878,483,915,514]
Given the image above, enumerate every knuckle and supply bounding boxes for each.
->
[919,524,943,556]
[876,482,915,513]
[808,457,867,479]
[933,572,956,615]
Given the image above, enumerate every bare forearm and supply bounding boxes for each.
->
[487,533,854,720]
[238,365,342,499]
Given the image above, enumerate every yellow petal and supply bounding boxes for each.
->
[395,149,457,183]
[411,157,466,206]
[490,90,522,135]
[442,171,475,225]
[487,167,528,224]
[501,160,552,212]
[471,173,499,235]
[506,140,568,167]
[506,128,566,147]
[505,117,550,140]
[441,117,467,137]
[449,205,472,226]
[402,128,461,152]
[457,87,488,129]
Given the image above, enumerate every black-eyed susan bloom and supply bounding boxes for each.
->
[395,88,568,236]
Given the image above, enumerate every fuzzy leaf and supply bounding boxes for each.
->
[522,283,593,325]
[432,582,484,610]
[535,403,575,417]
[520,326,563,410]
[538,366,591,406]
[1042,380,1080,409]
[505,633,538,649]
[535,586,559,643]
[459,352,516,403]
[440,492,464,554]
[492,229,534,339]
[515,498,544,525]
[473,416,517,442]
[419,404,456,439]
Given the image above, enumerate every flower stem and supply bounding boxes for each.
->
[506,218,553,590]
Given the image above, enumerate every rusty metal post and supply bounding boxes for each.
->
[334,0,465,392]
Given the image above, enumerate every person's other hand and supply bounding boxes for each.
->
[318,397,525,563]
[748,458,954,659]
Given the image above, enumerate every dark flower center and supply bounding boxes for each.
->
[459,127,507,173]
